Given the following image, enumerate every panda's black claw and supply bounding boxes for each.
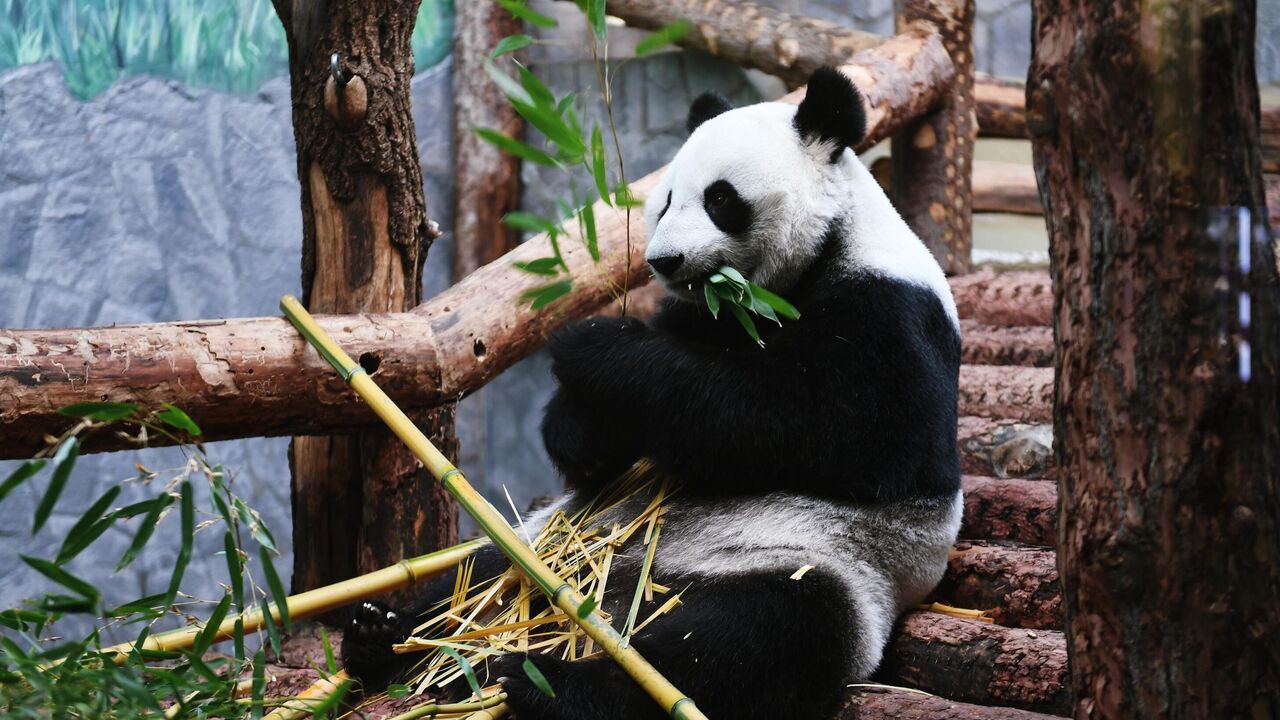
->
[341,600,414,689]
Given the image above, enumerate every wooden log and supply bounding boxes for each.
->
[891,0,977,275]
[935,541,1062,630]
[877,613,1070,716]
[958,366,1053,423]
[974,73,1028,138]
[972,160,1041,215]
[950,270,1052,327]
[604,0,883,88]
[959,320,1052,367]
[452,2,524,281]
[961,476,1057,546]
[839,688,1062,720]
[958,417,1055,479]
[0,37,955,460]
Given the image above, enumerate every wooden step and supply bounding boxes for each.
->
[839,687,1063,719]
[877,613,1070,717]
[960,320,1053,367]
[959,366,1053,423]
[936,540,1062,630]
[950,270,1052,327]
[961,476,1057,546]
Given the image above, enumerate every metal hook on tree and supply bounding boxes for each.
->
[324,51,367,129]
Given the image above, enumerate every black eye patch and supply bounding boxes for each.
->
[702,180,752,235]
[657,190,672,222]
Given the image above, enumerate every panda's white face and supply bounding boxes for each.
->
[644,102,851,300]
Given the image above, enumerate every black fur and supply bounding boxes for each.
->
[702,179,752,235]
[546,228,961,504]
[793,66,867,162]
[686,92,733,133]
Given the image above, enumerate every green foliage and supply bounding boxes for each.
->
[0,403,294,717]
[480,2,697,312]
[0,0,454,100]
[705,267,802,346]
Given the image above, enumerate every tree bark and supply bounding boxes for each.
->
[604,0,882,88]
[270,0,457,595]
[950,270,1053,327]
[877,613,1070,716]
[961,476,1057,546]
[452,3,523,281]
[972,160,1041,215]
[957,366,1053,423]
[839,688,1061,720]
[891,0,977,275]
[960,320,1053,367]
[1029,0,1280,716]
[935,541,1062,630]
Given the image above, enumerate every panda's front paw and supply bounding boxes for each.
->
[341,601,414,689]
[492,653,566,720]
[542,389,641,491]
[549,316,646,388]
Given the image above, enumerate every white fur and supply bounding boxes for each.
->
[644,101,959,328]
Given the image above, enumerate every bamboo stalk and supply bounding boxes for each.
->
[262,670,350,720]
[93,539,486,665]
[279,296,708,720]
[385,692,509,720]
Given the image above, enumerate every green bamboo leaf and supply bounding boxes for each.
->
[210,466,234,526]
[55,485,121,564]
[515,61,556,108]
[157,403,201,436]
[262,595,282,656]
[56,401,138,421]
[491,34,533,58]
[703,283,721,318]
[496,0,559,28]
[587,0,607,39]
[235,497,277,552]
[0,609,48,632]
[474,127,559,166]
[260,545,290,632]
[320,626,338,674]
[717,265,749,289]
[748,283,801,321]
[514,257,563,276]
[21,556,99,602]
[613,183,644,208]
[590,126,611,206]
[0,459,45,506]
[522,657,557,698]
[576,595,598,619]
[580,203,599,261]
[251,649,267,719]
[439,647,484,699]
[39,594,96,614]
[484,57,534,106]
[33,438,79,534]
[635,19,693,57]
[503,212,560,235]
[194,593,232,655]
[116,494,173,571]
[106,593,167,617]
[387,683,410,699]
[513,98,586,157]
[727,303,763,346]
[162,481,195,608]
[224,531,244,610]
[521,280,573,310]
[234,618,246,666]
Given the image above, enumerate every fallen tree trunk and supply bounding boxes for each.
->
[960,320,1053,367]
[958,366,1053,423]
[974,73,1028,138]
[961,476,1057,546]
[972,160,1041,215]
[957,417,1054,480]
[0,38,955,460]
[934,541,1062,630]
[839,687,1062,719]
[605,0,882,88]
[877,613,1070,716]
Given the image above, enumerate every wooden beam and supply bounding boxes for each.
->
[891,0,977,275]
[936,541,1062,630]
[839,688,1062,720]
[950,270,1052,327]
[972,160,1041,215]
[961,475,1057,546]
[0,36,955,460]
[603,0,882,87]
[958,366,1053,423]
[960,320,1053,367]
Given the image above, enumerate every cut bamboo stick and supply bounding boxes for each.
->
[279,295,707,720]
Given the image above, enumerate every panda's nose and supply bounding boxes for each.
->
[648,253,685,276]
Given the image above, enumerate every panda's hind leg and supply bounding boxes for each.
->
[495,569,853,720]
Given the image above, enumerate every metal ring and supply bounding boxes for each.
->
[330,52,350,87]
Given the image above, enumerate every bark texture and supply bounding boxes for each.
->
[957,366,1052,422]
[839,689,1061,720]
[891,0,977,275]
[960,320,1053,367]
[452,3,523,280]
[606,0,882,87]
[936,541,1062,630]
[961,476,1057,546]
[951,270,1053,327]
[877,613,1070,716]
[972,160,1041,215]
[974,73,1029,138]
[1029,0,1280,716]
[270,0,456,594]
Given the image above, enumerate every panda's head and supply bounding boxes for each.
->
[644,67,869,300]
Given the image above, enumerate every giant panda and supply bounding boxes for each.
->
[342,66,962,720]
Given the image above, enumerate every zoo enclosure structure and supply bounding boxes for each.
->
[2,0,1278,717]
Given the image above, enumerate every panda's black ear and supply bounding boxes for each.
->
[793,66,867,162]
[687,92,733,134]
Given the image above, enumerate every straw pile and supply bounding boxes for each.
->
[349,462,680,716]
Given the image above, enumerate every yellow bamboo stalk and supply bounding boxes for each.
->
[262,670,350,720]
[94,538,486,664]
[280,295,707,720]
